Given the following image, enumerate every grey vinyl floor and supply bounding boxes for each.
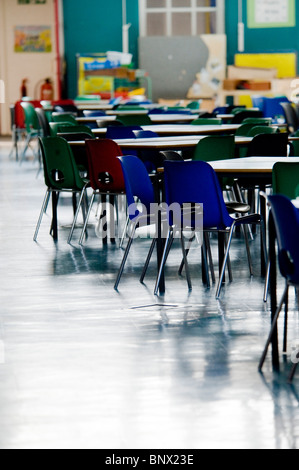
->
[0,138,298,450]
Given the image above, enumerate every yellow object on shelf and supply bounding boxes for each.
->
[235,53,296,79]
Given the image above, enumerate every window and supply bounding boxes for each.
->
[139,0,225,37]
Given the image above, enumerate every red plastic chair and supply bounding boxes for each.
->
[79,139,125,245]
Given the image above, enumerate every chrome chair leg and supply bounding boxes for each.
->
[68,187,87,245]
[114,221,138,291]
[258,283,289,371]
[216,225,234,299]
[154,229,174,295]
[33,189,50,242]
[263,258,271,303]
[140,238,157,284]
[79,192,96,245]
[180,232,192,291]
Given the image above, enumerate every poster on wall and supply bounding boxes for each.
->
[247,0,296,28]
[14,26,52,52]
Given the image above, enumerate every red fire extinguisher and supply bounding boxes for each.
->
[40,78,54,101]
[21,78,28,99]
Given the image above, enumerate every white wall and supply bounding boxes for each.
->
[0,0,59,135]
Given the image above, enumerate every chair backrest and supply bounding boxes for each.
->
[118,114,152,126]
[192,135,235,162]
[82,110,106,117]
[85,139,125,193]
[134,130,159,139]
[51,113,78,125]
[35,107,51,137]
[235,123,263,137]
[191,118,222,125]
[53,104,80,116]
[96,119,124,128]
[117,106,147,111]
[159,151,184,162]
[231,110,264,124]
[118,155,155,220]
[186,101,201,110]
[272,162,299,199]
[268,194,299,284]
[247,126,279,137]
[246,133,289,157]
[243,118,272,125]
[20,102,40,132]
[263,96,289,120]
[57,132,95,142]
[39,136,85,191]
[56,124,95,137]
[106,126,140,140]
[49,122,76,136]
[163,160,233,229]
[280,102,299,133]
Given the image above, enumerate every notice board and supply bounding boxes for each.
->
[247,0,296,28]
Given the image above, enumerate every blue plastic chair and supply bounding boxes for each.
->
[259,195,299,381]
[154,161,266,298]
[114,155,158,290]
[106,126,141,140]
[82,110,106,117]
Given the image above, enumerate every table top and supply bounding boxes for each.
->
[92,123,241,136]
[209,156,299,173]
[93,114,199,123]
[69,135,252,150]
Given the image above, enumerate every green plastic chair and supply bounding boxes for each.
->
[231,107,246,115]
[186,101,201,110]
[192,135,235,162]
[34,136,88,243]
[117,105,147,111]
[272,162,299,199]
[263,161,299,302]
[247,126,280,137]
[235,122,268,137]
[49,121,77,136]
[118,114,152,126]
[56,124,95,137]
[51,113,78,125]
[191,118,222,125]
[20,102,43,164]
[289,130,299,155]
[243,118,272,125]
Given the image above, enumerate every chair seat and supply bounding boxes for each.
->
[225,202,251,214]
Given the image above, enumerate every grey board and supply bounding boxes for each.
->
[139,36,209,102]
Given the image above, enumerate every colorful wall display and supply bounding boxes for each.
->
[14,25,52,52]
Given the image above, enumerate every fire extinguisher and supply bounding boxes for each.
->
[40,78,54,101]
[21,78,28,99]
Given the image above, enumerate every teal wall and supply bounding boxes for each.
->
[63,0,299,99]
[62,0,139,98]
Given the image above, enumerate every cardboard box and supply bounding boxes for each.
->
[222,79,271,91]
[227,66,277,80]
